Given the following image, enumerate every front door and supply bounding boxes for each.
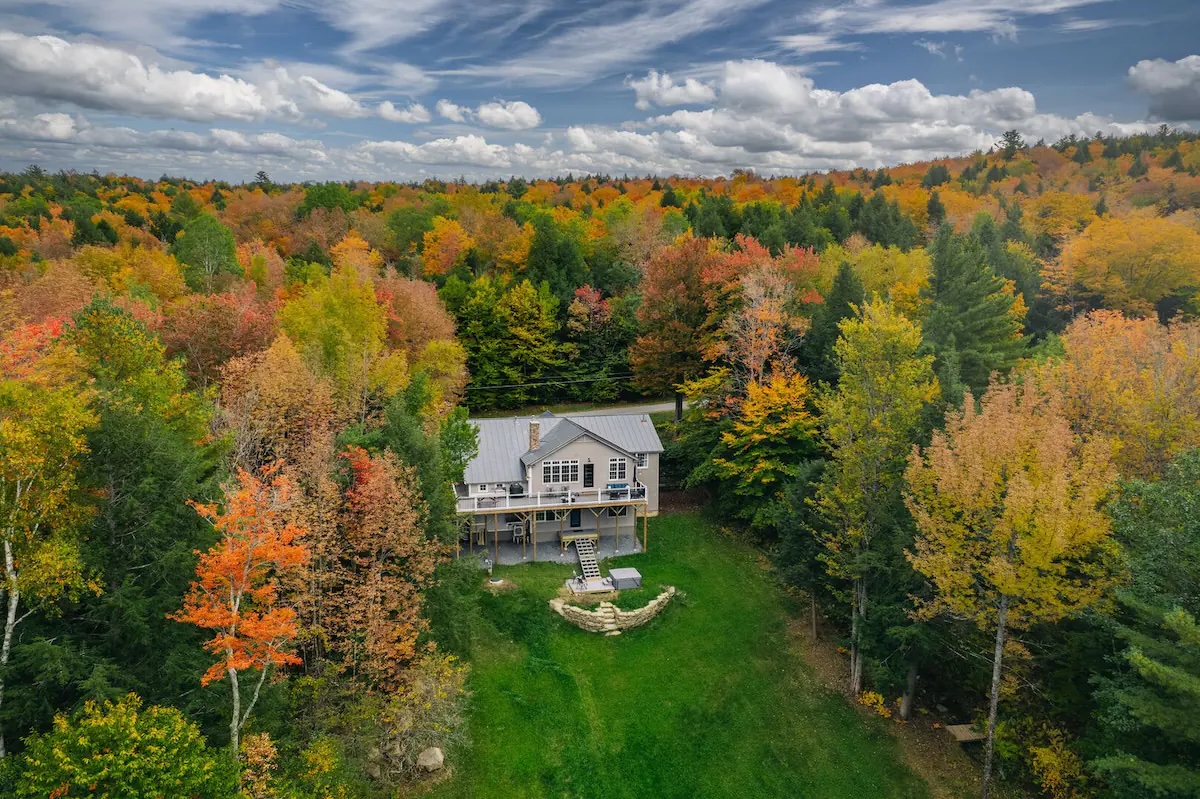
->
[569,509,581,529]
[583,463,594,488]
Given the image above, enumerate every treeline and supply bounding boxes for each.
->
[2,128,1200,795]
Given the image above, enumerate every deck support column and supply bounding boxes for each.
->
[493,512,499,565]
[521,513,527,560]
[643,504,648,553]
[532,513,537,561]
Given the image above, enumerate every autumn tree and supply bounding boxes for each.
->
[159,288,277,386]
[334,447,440,689]
[172,464,309,753]
[814,297,938,695]
[711,372,819,529]
[905,377,1117,799]
[1056,215,1200,319]
[421,217,475,277]
[16,694,236,798]
[0,320,96,757]
[1059,311,1200,478]
[277,265,402,418]
[632,237,715,419]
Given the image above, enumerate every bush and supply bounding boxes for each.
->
[17,693,236,798]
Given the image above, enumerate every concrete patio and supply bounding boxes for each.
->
[454,531,645,566]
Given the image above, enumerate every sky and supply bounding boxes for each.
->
[0,0,1198,182]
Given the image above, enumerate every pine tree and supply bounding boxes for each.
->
[798,261,864,386]
[926,190,946,229]
[922,227,1026,401]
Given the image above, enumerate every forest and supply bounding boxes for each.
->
[1,126,1200,798]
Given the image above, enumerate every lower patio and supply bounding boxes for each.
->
[454,529,646,566]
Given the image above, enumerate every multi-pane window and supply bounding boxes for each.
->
[542,459,579,484]
[636,453,648,468]
[609,457,627,481]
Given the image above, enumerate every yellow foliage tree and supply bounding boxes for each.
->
[1058,310,1200,478]
[1057,215,1200,316]
[905,376,1116,799]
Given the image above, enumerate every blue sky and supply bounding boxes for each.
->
[0,0,1197,181]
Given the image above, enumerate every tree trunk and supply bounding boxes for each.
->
[849,578,865,695]
[981,595,1009,799]
[674,391,684,422]
[228,665,241,755]
[810,593,818,641]
[899,661,919,720]
[0,539,21,759]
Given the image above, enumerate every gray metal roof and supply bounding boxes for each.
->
[463,412,664,485]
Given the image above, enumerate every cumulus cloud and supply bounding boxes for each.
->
[475,100,542,130]
[628,70,717,110]
[435,99,468,122]
[0,31,381,123]
[434,98,542,129]
[378,101,432,123]
[1129,55,1200,121]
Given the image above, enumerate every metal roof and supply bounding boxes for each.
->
[463,412,664,485]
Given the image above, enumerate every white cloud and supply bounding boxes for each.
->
[0,30,275,122]
[439,0,774,87]
[360,134,512,167]
[915,39,948,58]
[378,101,432,123]
[433,99,542,129]
[1129,55,1200,122]
[436,99,468,122]
[0,31,387,123]
[772,33,861,54]
[475,100,542,130]
[628,70,717,110]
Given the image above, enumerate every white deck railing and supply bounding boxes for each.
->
[455,483,648,513]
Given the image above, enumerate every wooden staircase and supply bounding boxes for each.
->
[574,538,602,581]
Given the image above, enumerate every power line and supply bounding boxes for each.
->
[465,374,638,388]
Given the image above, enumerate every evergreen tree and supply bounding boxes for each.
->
[926,190,946,229]
[922,226,1026,401]
[798,261,864,386]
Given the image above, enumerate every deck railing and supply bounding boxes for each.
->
[455,483,648,513]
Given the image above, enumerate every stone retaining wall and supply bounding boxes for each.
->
[549,587,676,636]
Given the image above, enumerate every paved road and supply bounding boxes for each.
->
[561,400,678,417]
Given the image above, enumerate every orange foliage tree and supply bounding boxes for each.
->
[334,447,441,689]
[171,463,309,753]
[421,218,475,277]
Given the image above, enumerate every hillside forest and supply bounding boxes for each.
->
[2,127,1200,797]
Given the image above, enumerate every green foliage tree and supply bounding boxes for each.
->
[814,297,938,695]
[299,182,358,216]
[798,261,864,387]
[922,226,1026,401]
[1090,450,1200,796]
[170,213,241,292]
[15,694,235,798]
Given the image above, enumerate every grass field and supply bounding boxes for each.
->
[426,514,929,799]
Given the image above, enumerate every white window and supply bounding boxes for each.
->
[608,458,627,481]
[636,453,648,468]
[542,460,579,484]
[535,511,556,522]
[477,484,487,493]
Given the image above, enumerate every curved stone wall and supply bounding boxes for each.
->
[549,587,676,636]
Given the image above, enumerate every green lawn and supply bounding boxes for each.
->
[427,514,929,799]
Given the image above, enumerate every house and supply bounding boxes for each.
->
[455,411,663,559]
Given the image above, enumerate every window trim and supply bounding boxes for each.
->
[636,453,648,468]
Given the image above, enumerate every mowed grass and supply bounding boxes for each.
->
[427,513,929,799]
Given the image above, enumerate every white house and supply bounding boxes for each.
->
[455,411,663,555]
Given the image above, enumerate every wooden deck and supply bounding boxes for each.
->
[945,724,986,743]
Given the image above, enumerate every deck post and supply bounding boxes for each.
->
[493,512,499,564]
[643,504,648,553]
[470,517,474,554]
[532,513,537,561]
[521,513,527,560]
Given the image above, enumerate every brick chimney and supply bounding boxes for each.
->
[528,420,541,452]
